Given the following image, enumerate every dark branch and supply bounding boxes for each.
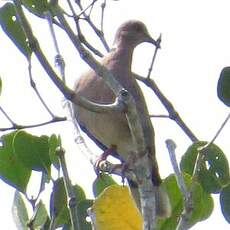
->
[135,74,199,142]
[0,117,67,131]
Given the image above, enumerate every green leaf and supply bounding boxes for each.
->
[217,67,230,107]
[93,174,117,197]
[0,3,31,58]
[77,199,94,230]
[180,141,230,193]
[13,131,51,175]
[0,77,2,96]
[73,184,86,204]
[220,183,230,223]
[50,178,89,228]
[158,174,213,229]
[31,200,50,228]
[12,191,29,230]
[50,178,70,228]
[22,0,49,17]
[188,179,214,226]
[0,132,31,193]
[49,134,61,170]
[157,174,183,230]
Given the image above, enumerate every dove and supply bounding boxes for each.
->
[73,20,170,217]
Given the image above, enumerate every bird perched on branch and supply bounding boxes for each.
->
[73,20,171,217]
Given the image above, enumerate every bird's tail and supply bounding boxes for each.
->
[128,179,171,218]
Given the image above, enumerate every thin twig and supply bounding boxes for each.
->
[44,11,66,81]
[77,0,98,17]
[166,139,192,230]
[66,0,76,17]
[75,15,104,57]
[166,139,190,201]
[209,111,230,144]
[14,0,123,113]
[53,3,123,94]
[56,147,80,230]
[100,0,106,33]
[28,59,56,118]
[67,0,104,57]
[45,5,97,173]
[0,117,66,131]
[147,34,161,79]
[76,0,110,51]
[192,111,230,180]
[150,114,170,118]
[45,12,61,55]
[15,2,159,228]
[0,106,16,126]
[135,74,199,142]
[88,0,97,17]
[55,4,160,228]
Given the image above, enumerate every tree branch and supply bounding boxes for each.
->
[166,139,192,230]
[14,1,164,228]
[209,111,230,144]
[67,0,104,57]
[13,0,124,114]
[56,147,80,230]
[147,34,161,79]
[75,0,110,52]
[28,59,57,118]
[0,117,66,131]
[135,74,199,142]
[0,106,17,127]
[53,3,158,228]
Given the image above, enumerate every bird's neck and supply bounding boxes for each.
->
[109,42,135,70]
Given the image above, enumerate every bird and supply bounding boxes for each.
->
[73,20,171,217]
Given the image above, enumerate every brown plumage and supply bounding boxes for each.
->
[73,20,171,217]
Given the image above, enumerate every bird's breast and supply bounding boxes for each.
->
[74,73,135,159]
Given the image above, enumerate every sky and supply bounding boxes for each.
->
[0,0,230,229]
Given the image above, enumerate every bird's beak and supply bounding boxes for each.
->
[145,34,161,48]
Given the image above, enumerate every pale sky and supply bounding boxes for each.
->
[0,0,230,229]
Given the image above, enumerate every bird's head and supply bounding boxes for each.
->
[113,20,159,48]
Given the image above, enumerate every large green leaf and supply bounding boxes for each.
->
[30,200,50,228]
[157,174,184,230]
[73,183,86,204]
[0,3,31,58]
[180,142,230,193]
[158,174,213,230]
[12,191,29,230]
[77,199,94,230]
[217,67,230,107]
[188,179,214,226]
[50,178,87,228]
[50,178,70,228]
[48,134,61,170]
[220,183,230,223]
[93,173,117,197]
[13,131,51,175]
[22,0,49,17]
[0,132,31,193]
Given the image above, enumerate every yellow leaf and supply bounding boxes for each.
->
[92,184,142,230]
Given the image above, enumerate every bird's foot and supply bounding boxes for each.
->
[94,145,117,175]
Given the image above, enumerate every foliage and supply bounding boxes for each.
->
[0,3,31,58]
[0,1,229,230]
[92,184,142,230]
[218,67,230,107]
[158,174,213,230]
